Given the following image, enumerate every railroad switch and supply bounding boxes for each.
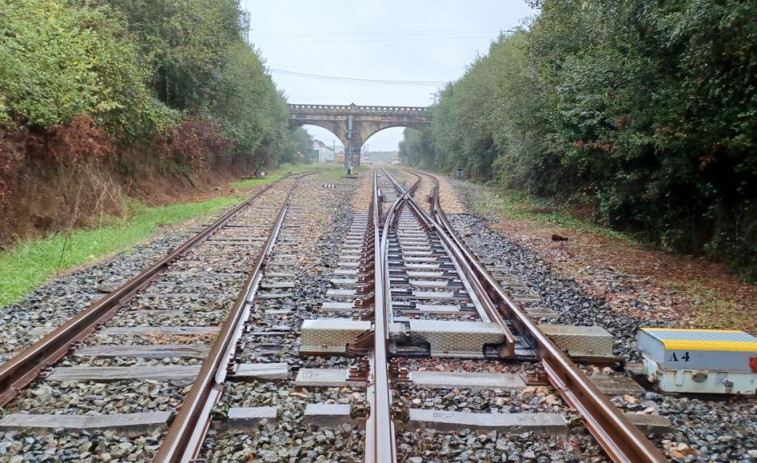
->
[636,328,757,395]
[300,319,372,355]
[539,324,616,363]
[390,320,506,359]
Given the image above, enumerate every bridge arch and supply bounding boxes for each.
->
[289,103,430,166]
[299,123,345,152]
[296,122,350,151]
[358,122,429,149]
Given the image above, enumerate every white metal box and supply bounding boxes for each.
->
[403,320,504,358]
[539,324,614,357]
[637,328,757,395]
[300,319,371,355]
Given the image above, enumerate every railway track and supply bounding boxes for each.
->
[357,168,666,463]
[0,167,672,462]
[0,172,314,461]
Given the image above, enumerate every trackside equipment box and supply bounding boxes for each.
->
[637,328,757,395]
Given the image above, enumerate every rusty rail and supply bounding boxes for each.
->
[382,168,517,356]
[365,169,415,463]
[154,173,313,462]
[413,168,667,463]
[0,177,287,408]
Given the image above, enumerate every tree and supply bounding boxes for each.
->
[0,0,174,136]
[401,0,757,276]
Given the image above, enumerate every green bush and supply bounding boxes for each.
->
[0,0,173,134]
[401,0,757,277]
[0,0,303,172]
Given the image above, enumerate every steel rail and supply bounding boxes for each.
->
[365,169,405,463]
[0,177,290,408]
[381,168,517,356]
[414,168,667,463]
[155,172,313,462]
[367,166,515,463]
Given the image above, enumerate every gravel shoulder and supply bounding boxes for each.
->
[448,178,757,462]
[452,180,757,334]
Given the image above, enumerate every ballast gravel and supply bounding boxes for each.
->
[202,174,368,463]
[446,203,757,462]
[4,170,755,462]
[0,181,295,461]
[0,234,190,362]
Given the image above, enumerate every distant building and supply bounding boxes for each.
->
[363,150,399,164]
[312,140,336,163]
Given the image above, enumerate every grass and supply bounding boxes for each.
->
[689,288,751,331]
[0,161,362,306]
[0,163,310,307]
[467,184,637,243]
[231,163,350,186]
[0,196,242,306]
[231,163,299,189]
[466,181,757,331]
[311,164,351,182]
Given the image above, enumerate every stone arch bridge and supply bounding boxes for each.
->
[289,103,429,167]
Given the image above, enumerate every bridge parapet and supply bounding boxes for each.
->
[289,104,427,116]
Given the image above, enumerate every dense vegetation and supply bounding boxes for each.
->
[400,0,757,277]
[0,0,310,241]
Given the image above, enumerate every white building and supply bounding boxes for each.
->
[312,140,336,163]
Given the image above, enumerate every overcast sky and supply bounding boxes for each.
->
[241,1,537,151]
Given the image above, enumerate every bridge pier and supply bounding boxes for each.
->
[347,146,361,170]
